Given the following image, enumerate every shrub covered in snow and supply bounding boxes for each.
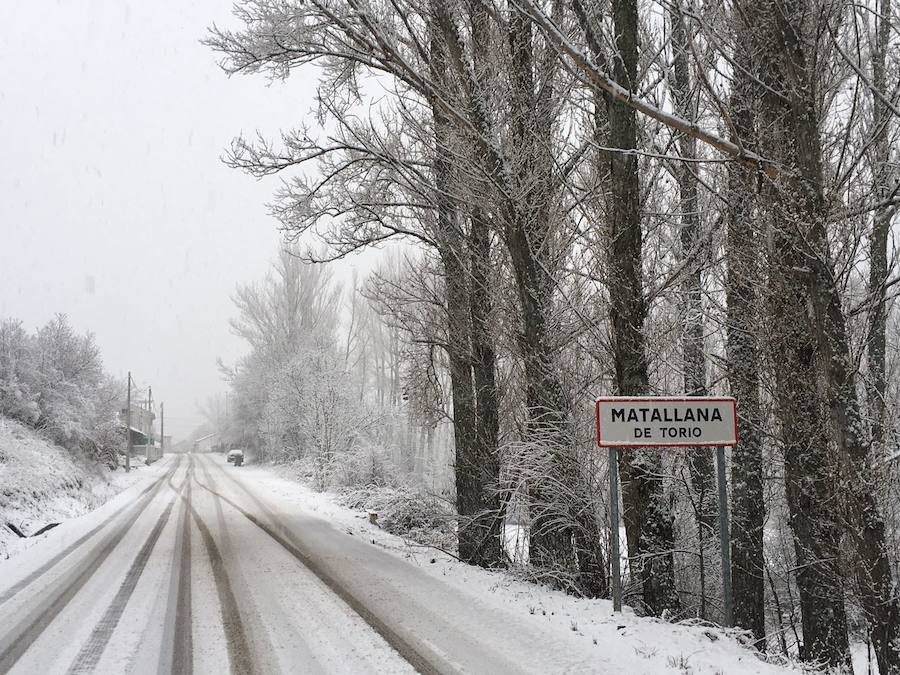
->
[329,443,401,489]
[0,315,125,466]
[338,484,457,552]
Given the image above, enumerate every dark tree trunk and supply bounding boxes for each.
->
[505,7,582,582]
[869,214,889,449]
[430,11,498,569]
[468,207,504,567]
[724,46,766,645]
[822,247,900,675]
[769,311,848,668]
[669,5,715,620]
[742,0,851,666]
[437,176,484,567]
[606,0,680,616]
[669,2,714,503]
[749,0,900,662]
[507,215,578,572]
[858,3,900,670]
[463,1,504,569]
[435,0,604,593]
[867,0,893,454]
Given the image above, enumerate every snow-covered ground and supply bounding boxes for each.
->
[0,448,819,674]
[235,459,808,675]
[851,643,880,675]
[0,416,158,560]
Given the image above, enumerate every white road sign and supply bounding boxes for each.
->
[596,397,738,447]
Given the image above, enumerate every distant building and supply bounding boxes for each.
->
[193,432,218,453]
[118,404,155,446]
[118,404,162,463]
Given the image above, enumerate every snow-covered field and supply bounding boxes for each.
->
[237,459,808,675]
[0,416,155,560]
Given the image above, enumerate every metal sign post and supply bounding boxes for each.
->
[597,396,738,626]
[608,445,622,612]
[716,445,733,626]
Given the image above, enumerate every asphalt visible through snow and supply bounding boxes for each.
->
[0,453,599,675]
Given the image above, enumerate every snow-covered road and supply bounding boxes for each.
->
[0,453,604,675]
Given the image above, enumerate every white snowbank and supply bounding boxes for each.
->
[0,416,152,559]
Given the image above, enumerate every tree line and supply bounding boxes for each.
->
[206,0,899,670]
[216,250,446,490]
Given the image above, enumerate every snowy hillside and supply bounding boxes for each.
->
[0,416,147,559]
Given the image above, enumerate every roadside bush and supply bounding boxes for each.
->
[338,484,457,552]
[281,456,318,484]
[329,443,400,489]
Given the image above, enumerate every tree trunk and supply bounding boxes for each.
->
[743,0,851,665]
[824,257,900,674]
[670,1,714,500]
[867,0,893,454]
[429,12,491,568]
[462,2,506,569]
[468,206,504,567]
[724,26,766,645]
[606,0,680,617]
[504,7,583,583]
[439,209,484,566]
[858,2,900,669]
[669,4,715,619]
[751,0,900,663]
[507,216,578,573]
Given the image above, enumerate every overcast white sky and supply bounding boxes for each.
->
[0,1,333,439]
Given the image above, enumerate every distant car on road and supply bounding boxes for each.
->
[226,449,244,467]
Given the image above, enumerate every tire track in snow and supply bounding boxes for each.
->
[0,457,183,673]
[0,455,182,608]
[160,453,194,675]
[194,455,441,675]
[189,459,255,675]
[66,479,183,674]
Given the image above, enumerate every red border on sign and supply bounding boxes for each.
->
[595,396,738,448]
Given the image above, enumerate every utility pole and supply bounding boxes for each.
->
[160,402,165,454]
[126,372,132,473]
[148,386,153,448]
